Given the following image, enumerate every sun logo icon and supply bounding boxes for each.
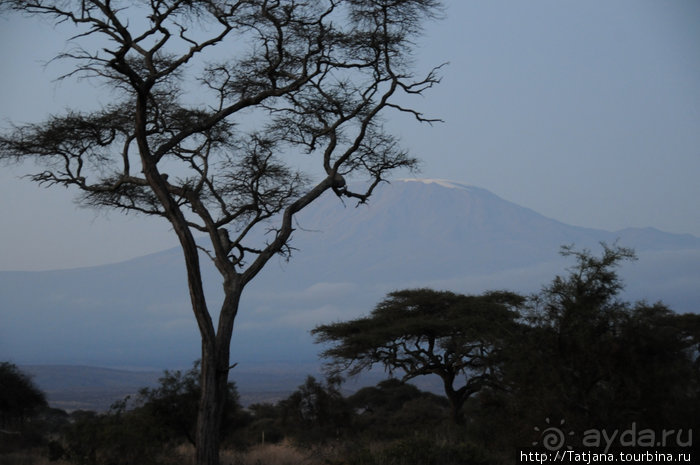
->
[532,418,575,451]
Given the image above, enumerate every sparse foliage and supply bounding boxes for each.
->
[0,1,443,463]
[527,243,637,328]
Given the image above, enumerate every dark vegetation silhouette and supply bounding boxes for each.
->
[0,362,50,454]
[312,289,524,424]
[3,244,699,464]
[0,362,47,426]
[0,1,443,464]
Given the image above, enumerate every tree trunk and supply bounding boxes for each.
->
[195,347,229,465]
[195,285,241,465]
[135,94,232,465]
[442,375,466,425]
[448,395,466,425]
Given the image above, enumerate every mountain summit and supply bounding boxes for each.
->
[1,179,698,367]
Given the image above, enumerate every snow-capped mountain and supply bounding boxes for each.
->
[1,179,698,369]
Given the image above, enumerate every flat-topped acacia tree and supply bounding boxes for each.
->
[0,1,443,463]
[313,289,524,424]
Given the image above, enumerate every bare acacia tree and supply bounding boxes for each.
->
[0,1,443,463]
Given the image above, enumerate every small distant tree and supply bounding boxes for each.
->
[0,2,443,463]
[135,361,247,447]
[348,378,449,438]
[312,289,524,424]
[278,375,351,443]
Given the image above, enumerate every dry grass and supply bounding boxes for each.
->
[0,450,71,465]
[167,441,321,465]
[2,442,338,465]
[225,441,312,465]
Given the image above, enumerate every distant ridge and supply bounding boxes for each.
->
[2,179,699,371]
[20,363,378,411]
[21,365,160,412]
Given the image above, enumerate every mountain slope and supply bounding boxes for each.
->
[1,179,698,369]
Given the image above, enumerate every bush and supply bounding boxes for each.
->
[60,404,166,465]
[0,362,49,454]
[58,361,250,465]
[278,376,352,445]
[0,362,47,425]
[348,379,450,439]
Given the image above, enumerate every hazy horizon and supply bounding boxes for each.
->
[2,180,698,370]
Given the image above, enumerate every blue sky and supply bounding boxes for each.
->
[1,0,699,271]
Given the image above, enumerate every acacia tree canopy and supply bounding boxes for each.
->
[0,1,444,464]
[312,288,524,423]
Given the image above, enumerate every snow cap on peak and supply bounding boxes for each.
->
[398,178,471,190]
